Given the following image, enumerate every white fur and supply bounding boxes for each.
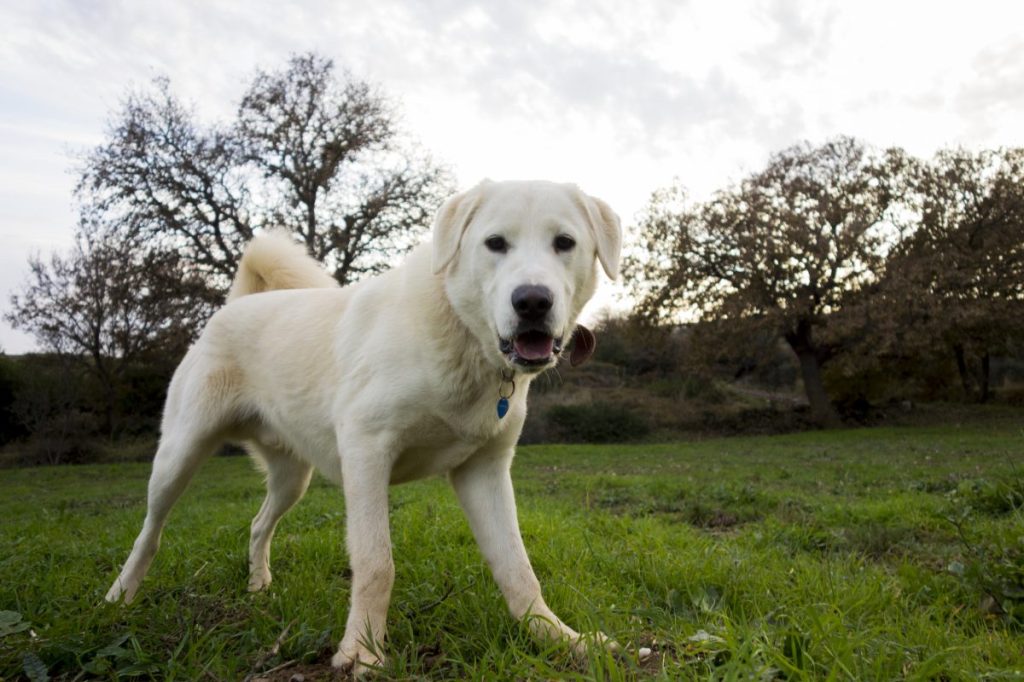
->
[105,180,623,673]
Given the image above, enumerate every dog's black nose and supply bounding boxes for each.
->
[511,285,553,320]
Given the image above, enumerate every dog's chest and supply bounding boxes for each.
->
[390,438,477,483]
[388,399,520,484]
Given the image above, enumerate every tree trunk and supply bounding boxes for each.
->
[953,343,974,399]
[794,348,841,427]
[979,352,991,403]
[91,356,119,440]
[103,383,117,439]
[785,320,840,427]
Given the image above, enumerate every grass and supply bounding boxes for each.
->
[1,421,1023,680]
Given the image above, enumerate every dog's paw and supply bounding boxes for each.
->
[104,577,138,605]
[247,568,272,592]
[572,632,652,662]
[331,641,385,677]
[569,630,616,658]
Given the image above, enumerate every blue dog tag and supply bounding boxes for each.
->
[497,397,509,418]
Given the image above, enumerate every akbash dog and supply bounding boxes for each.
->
[105,179,623,673]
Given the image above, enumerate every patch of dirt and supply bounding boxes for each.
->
[702,510,741,529]
[249,640,449,681]
[251,661,346,682]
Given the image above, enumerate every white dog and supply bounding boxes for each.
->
[105,179,624,673]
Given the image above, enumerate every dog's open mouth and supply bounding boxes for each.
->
[499,330,563,366]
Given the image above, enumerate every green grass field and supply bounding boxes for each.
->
[2,421,1023,680]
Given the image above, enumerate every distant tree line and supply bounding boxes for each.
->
[3,53,1023,463]
[625,138,1024,425]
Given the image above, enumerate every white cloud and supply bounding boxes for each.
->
[2,0,1024,351]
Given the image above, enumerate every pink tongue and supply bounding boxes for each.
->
[514,334,554,360]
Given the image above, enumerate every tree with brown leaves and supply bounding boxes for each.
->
[883,147,1024,401]
[627,137,912,425]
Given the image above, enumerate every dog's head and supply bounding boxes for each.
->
[432,180,621,374]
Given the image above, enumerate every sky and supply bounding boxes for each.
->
[2,0,1024,352]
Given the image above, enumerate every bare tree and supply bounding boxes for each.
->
[78,53,452,292]
[6,225,216,436]
[237,54,449,281]
[78,78,252,288]
[627,137,912,425]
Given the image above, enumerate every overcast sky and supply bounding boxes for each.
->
[3,0,1024,352]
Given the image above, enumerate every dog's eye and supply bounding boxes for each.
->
[554,235,576,252]
[485,236,508,253]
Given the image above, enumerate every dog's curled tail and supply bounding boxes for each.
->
[227,230,339,302]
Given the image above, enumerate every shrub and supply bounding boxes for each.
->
[648,374,726,403]
[0,354,25,445]
[546,402,650,443]
[16,410,103,466]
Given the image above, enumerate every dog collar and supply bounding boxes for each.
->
[497,369,515,418]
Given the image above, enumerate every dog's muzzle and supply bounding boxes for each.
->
[499,327,563,367]
[501,285,561,367]
[495,282,561,366]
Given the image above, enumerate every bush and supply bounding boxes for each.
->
[683,406,817,436]
[546,402,650,443]
[0,354,25,445]
[591,315,684,376]
[15,410,103,466]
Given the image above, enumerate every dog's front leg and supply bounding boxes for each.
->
[332,442,394,674]
[450,450,613,657]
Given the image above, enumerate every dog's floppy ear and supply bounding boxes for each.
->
[432,180,490,275]
[575,189,622,280]
[569,324,597,367]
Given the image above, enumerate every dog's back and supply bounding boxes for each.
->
[227,230,338,302]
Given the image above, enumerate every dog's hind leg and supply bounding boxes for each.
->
[105,429,220,604]
[106,353,248,604]
[247,446,314,592]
